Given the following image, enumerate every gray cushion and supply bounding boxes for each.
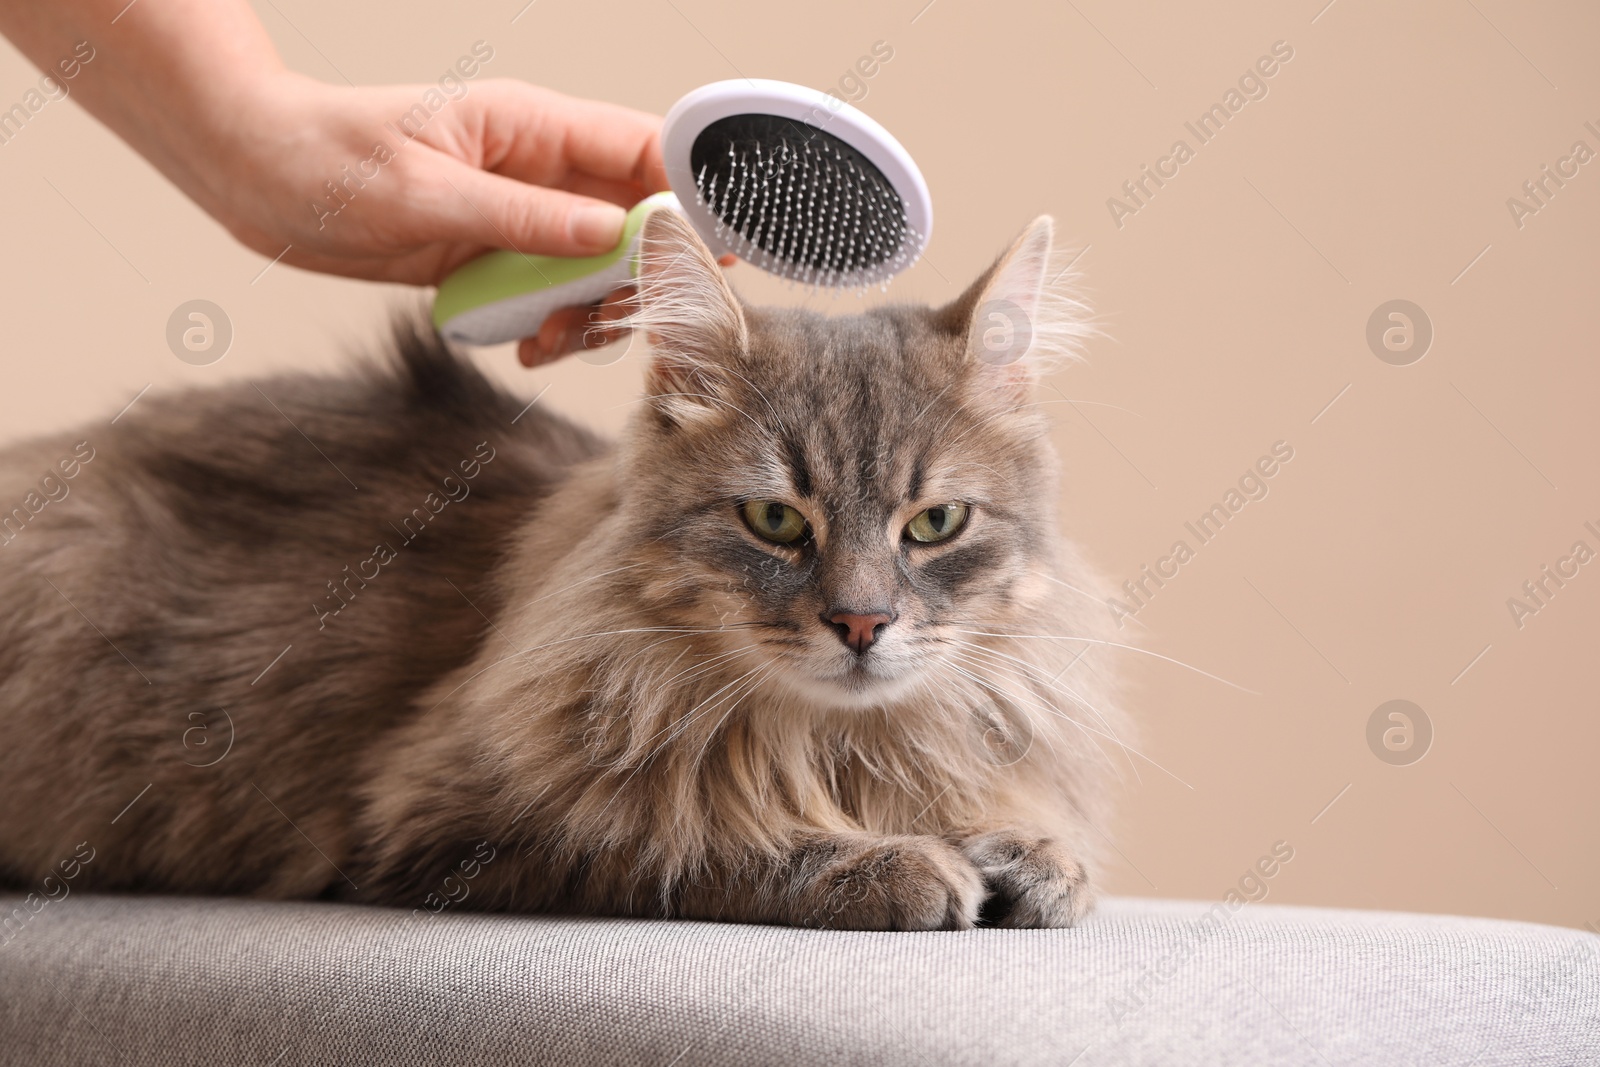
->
[0,894,1594,1065]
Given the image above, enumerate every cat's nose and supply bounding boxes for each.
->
[823,609,896,654]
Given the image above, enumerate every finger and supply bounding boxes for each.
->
[436,161,628,257]
[517,336,565,368]
[514,289,638,364]
[541,95,668,193]
[536,325,622,359]
[476,82,669,195]
[594,285,638,320]
[574,288,637,349]
[537,305,590,356]
[517,327,627,365]
[557,173,655,209]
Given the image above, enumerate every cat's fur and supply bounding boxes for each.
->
[0,212,1122,930]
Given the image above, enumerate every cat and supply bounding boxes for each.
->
[0,210,1122,931]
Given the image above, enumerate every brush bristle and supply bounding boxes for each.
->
[689,114,919,289]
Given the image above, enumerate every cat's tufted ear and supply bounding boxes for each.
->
[629,209,747,421]
[947,215,1091,402]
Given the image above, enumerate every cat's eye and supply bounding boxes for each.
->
[741,499,808,544]
[905,503,969,544]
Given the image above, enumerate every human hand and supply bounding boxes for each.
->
[0,0,697,363]
[204,72,667,364]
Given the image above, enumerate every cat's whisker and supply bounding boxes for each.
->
[907,377,964,429]
[521,561,648,611]
[581,644,766,758]
[713,364,794,438]
[947,628,1256,694]
[1034,571,1122,612]
[949,639,1122,739]
[656,643,766,691]
[633,390,774,438]
[597,662,772,814]
[685,663,778,779]
[606,625,765,683]
[940,654,1187,790]
[580,645,751,716]
[953,639,1163,774]
[936,459,1021,496]
[923,385,1078,454]
[925,414,1019,460]
[962,679,1091,787]
[626,659,770,769]
[592,635,698,691]
[943,634,1125,730]
[940,648,1103,748]
[945,636,1093,698]
[934,659,1103,774]
[947,643,1136,783]
[421,626,748,716]
[1029,389,1143,418]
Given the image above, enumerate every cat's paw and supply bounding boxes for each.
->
[800,834,985,931]
[960,830,1091,928]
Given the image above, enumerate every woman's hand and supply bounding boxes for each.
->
[211,73,668,364]
[0,0,673,364]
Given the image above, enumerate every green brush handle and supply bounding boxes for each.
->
[432,192,682,345]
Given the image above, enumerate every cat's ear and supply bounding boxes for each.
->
[947,215,1091,402]
[629,209,747,421]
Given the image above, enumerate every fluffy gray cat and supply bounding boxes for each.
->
[0,211,1121,930]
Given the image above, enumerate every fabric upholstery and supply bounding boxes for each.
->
[1,894,1595,1065]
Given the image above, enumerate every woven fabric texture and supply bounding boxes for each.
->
[0,894,1595,1066]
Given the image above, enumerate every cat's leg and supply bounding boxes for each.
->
[955,829,1092,928]
[675,832,987,931]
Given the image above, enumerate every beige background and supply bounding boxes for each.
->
[1,0,1595,930]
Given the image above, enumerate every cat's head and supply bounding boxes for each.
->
[614,210,1090,711]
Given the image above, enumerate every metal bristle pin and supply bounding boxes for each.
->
[689,115,918,291]
[429,80,931,347]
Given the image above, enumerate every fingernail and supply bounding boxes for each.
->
[570,204,626,250]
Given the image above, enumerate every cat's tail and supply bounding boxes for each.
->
[384,312,608,458]
[387,313,516,420]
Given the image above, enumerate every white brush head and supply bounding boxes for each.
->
[661,79,933,289]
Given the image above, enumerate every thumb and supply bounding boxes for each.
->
[434,162,629,258]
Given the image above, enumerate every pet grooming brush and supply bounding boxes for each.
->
[432,78,933,345]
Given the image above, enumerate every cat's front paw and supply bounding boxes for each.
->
[799,834,985,931]
[960,830,1091,928]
